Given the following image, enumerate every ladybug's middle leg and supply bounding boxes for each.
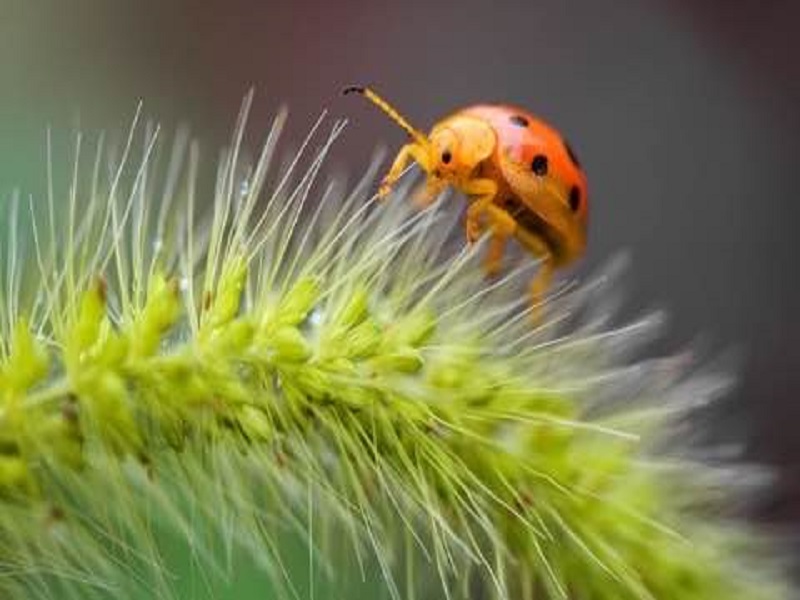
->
[463,178,515,277]
[380,143,430,199]
[480,205,517,277]
[462,178,499,243]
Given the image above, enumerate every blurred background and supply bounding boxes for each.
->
[0,0,797,593]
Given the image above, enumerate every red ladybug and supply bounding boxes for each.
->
[344,86,588,319]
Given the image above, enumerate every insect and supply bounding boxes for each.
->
[343,85,588,319]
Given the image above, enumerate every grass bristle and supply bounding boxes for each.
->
[0,92,792,600]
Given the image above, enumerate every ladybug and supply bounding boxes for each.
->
[343,86,588,319]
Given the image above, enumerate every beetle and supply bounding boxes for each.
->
[343,85,588,318]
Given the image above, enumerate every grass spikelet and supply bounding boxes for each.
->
[0,93,792,600]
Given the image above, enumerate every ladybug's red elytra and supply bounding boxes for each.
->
[344,86,588,320]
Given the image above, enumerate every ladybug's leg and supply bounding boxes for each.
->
[514,228,555,321]
[529,260,554,314]
[463,178,519,276]
[379,143,430,199]
[466,204,487,244]
[462,178,499,243]
[412,178,448,209]
[480,205,517,277]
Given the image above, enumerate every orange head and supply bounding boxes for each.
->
[342,85,494,186]
[425,115,497,184]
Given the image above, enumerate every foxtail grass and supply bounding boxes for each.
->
[0,92,792,600]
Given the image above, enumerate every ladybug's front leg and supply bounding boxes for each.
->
[379,143,430,199]
[412,179,448,209]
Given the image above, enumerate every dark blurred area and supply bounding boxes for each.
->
[0,0,798,525]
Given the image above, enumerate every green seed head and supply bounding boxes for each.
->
[0,96,792,600]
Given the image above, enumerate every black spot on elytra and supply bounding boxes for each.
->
[509,114,529,127]
[563,140,581,169]
[531,154,548,176]
[569,186,581,212]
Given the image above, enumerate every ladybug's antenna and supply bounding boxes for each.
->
[343,85,428,146]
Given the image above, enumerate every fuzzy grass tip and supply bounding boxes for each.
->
[0,92,793,600]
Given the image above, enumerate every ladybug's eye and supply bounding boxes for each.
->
[568,186,582,212]
[531,154,548,176]
[441,150,452,164]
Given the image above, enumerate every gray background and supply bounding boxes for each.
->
[0,0,798,524]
